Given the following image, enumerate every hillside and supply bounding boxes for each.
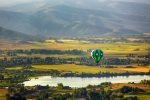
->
[0,27,42,41]
[0,0,149,38]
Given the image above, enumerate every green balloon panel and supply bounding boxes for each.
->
[91,49,103,63]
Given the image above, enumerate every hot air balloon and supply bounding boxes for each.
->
[91,49,104,64]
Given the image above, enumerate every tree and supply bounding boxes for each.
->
[0,74,4,80]
[87,91,101,100]
[57,83,63,89]
[6,93,10,100]
[140,79,150,85]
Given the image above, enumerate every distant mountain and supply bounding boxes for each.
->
[0,1,149,38]
[0,27,42,41]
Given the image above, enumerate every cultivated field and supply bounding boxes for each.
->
[32,64,150,74]
[110,83,150,91]
[0,88,7,100]
[5,67,22,70]
[0,41,149,55]
[110,83,150,100]
[17,54,83,58]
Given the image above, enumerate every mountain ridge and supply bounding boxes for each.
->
[0,1,149,38]
[0,26,43,41]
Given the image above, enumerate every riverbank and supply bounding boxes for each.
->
[2,80,150,100]
[23,75,150,87]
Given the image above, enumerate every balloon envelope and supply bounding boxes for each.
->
[91,49,103,63]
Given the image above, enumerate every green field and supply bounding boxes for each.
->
[125,94,150,100]
[5,67,22,70]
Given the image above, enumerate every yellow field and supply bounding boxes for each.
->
[110,83,150,91]
[32,64,150,73]
[34,42,149,55]
[0,88,7,100]
[119,67,150,72]
[5,67,22,70]
[17,54,83,58]
[1,41,149,55]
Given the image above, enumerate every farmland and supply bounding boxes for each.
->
[0,40,149,55]
[32,64,150,74]
[4,64,150,74]
[0,40,150,100]
[0,88,7,100]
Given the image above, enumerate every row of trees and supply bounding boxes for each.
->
[61,71,150,77]
[140,79,150,85]
[0,49,86,56]
[6,82,142,100]
[0,74,4,80]
[0,56,149,68]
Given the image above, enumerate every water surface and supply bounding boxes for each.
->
[23,75,150,87]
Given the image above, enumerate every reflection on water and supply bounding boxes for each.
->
[23,75,150,87]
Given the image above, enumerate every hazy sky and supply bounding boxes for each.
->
[0,0,149,7]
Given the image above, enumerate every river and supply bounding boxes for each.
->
[23,75,150,87]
